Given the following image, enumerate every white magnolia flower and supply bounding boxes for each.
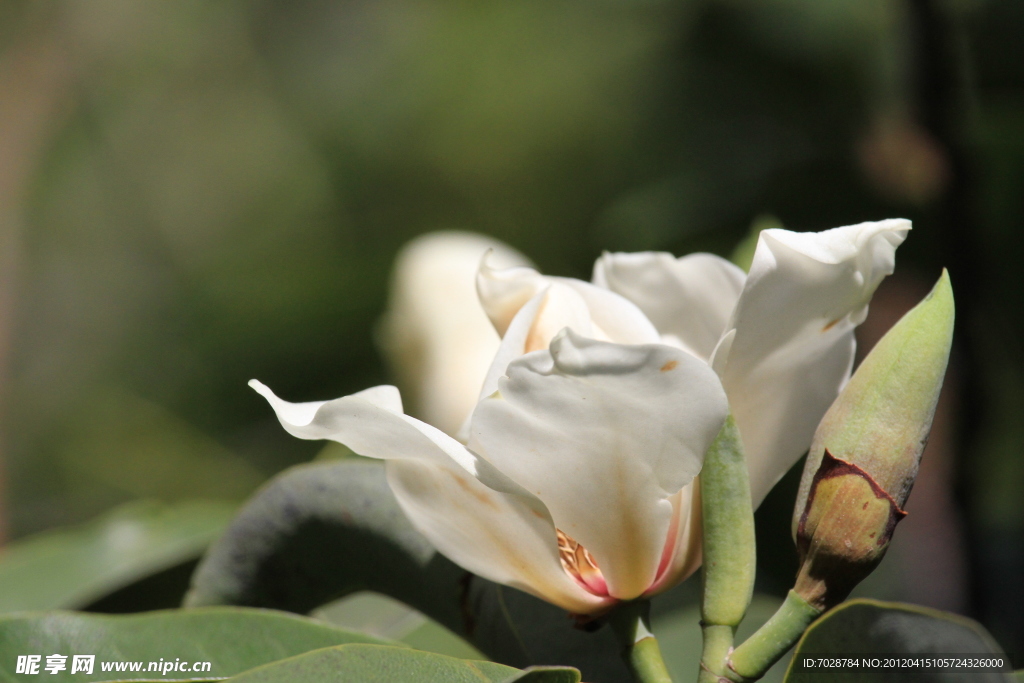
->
[251,219,907,614]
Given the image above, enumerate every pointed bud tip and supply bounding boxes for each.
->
[928,267,954,321]
[885,267,954,375]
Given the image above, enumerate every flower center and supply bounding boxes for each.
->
[556,529,608,596]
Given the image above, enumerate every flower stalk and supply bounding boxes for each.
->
[699,415,756,681]
[726,590,820,679]
[609,600,674,683]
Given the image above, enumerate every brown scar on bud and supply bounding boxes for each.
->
[794,450,907,611]
[798,451,908,542]
[660,360,679,372]
[821,318,841,332]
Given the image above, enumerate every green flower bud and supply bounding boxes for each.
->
[791,270,954,611]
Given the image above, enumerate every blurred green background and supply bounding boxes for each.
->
[1,0,1022,663]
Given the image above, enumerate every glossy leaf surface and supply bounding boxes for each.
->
[0,501,234,613]
[0,607,387,682]
[785,599,1010,682]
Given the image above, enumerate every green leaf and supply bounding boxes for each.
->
[314,591,486,660]
[225,644,517,683]
[185,459,466,634]
[784,599,1010,682]
[0,607,388,682]
[313,591,428,639]
[402,617,487,661]
[0,500,234,613]
[499,666,582,682]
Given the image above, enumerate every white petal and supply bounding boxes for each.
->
[708,329,735,377]
[386,460,609,614]
[477,261,661,345]
[471,278,661,413]
[471,283,596,415]
[468,330,729,599]
[250,380,476,473]
[378,231,531,436]
[593,252,746,361]
[250,380,605,613]
[643,481,702,596]
[249,381,403,425]
[719,219,909,505]
[550,277,662,346]
[470,264,664,440]
[476,259,547,337]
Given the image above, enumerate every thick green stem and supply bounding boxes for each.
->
[698,624,734,683]
[700,416,756,625]
[631,637,675,683]
[699,415,757,679]
[727,590,821,680]
[609,600,675,683]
